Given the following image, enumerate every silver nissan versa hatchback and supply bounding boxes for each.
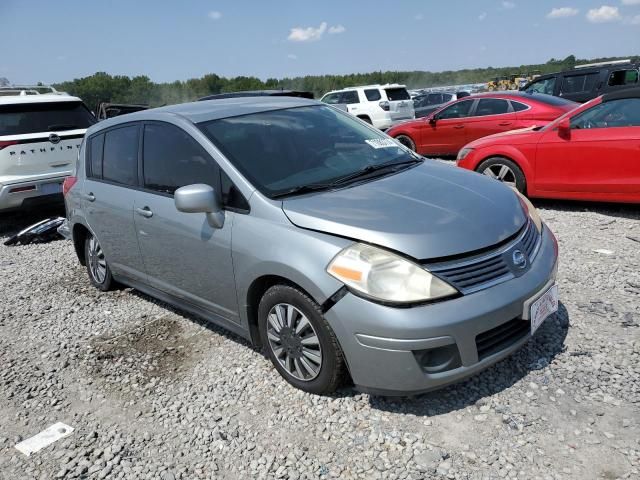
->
[63,97,559,395]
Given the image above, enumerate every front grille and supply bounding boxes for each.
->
[426,219,540,295]
[476,318,530,360]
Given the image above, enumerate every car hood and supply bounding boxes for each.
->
[282,162,527,260]
[466,126,542,148]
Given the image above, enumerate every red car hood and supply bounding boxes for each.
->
[466,125,544,148]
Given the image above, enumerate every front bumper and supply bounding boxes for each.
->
[0,176,66,212]
[324,225,558,396]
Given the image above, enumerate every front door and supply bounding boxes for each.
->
[419,99,475,155]
[133,122,239,322]
[535,98,640,196]
[82,124,146,282]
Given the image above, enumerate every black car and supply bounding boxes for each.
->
[521,60,639,103]
[198,90,314,101]
[412,92,469,118]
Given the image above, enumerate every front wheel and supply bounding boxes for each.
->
[85,234,115,291]
[476,157,527,194]
[258,285,346,394]
[395,135,416,152]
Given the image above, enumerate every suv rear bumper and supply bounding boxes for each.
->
[323,225,558,396]
[0,176,67,212]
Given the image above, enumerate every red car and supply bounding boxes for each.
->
[387,92,577,156]
[457,88,640,203]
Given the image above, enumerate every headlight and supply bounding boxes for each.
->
[457,147,474,161]
[514,190,542,233]
[327,243,457,304]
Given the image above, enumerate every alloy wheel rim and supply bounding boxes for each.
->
[483,164,517,188]
[266,303,322,381]
[88,236,107,284]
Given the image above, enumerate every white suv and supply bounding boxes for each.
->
[320,84,414,129]
[0,86,95,212]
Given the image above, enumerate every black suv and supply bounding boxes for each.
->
[521,61,639,103]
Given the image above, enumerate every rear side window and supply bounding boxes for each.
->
[475,99,510,116]
[364,89,381,101]
[88,134,104,179]
[608,69,639,87]
[510,101,529,112]
[561,73,598,94]
[0,101,96,136]
[385,88,411,101]
[428,94,443,105]
[340,91,360,104]
[143,123,219,195]
[102,125,139,186]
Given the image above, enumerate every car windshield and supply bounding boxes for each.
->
[198,105,418,198]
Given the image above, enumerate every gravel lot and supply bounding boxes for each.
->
[0,194,639,479]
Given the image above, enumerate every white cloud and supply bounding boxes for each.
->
[586,5,621,22]
[622,0,640,5]
[328,24,346,34]
[478,12,487,21]
[502,1,516,9]
[287,22,327,42]
[547,7,579,19]
[208,11,222,20]
[287,54,298,60]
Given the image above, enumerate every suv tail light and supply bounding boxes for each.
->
[379,101,390,111]
[62,176,77,196]
[0,140,18,150]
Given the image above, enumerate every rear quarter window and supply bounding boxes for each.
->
[88,134,105,179]
[364,89,382,101]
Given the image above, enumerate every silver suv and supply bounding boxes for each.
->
[64,97,559,395]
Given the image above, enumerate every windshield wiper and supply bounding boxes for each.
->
[48,124,80,131]
[331,158,423,186]
[271,183,336,199]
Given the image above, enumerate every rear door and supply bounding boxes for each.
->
[384,87,414,120]
[462,98,515,143]
[535,98,640,196]
[82,123,146,282]
[419,99,475,155]
[133,121,239,322]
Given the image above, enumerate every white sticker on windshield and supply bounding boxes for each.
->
[365,138,398,149]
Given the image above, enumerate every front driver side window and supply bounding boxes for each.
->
[143,123,220,195]
[570,98,640,129]
[437,100,474,120]
[525,77,556,95]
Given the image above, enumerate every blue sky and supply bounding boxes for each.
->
[2,0,639,85]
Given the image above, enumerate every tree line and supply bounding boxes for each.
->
[52,54,638,111]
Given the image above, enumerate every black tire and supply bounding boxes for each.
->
[358,116,372,125]
[395,134,416,152]
[258,285,346,394]
[476,156,527,194]
[84,234,114,291]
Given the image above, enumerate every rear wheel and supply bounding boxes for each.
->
[85,234,114,291]
[395,135,416,152]
[358,115,372,125]
[476,157,527,194]
[258,285,346,394]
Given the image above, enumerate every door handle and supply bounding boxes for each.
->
[136,207,153,218]
[84,192,95,202]
[453,125,465,129]
[498,122,513,126]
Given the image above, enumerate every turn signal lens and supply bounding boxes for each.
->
[327,243,457,304]
[62,176,77,196]
[514,189,543,233]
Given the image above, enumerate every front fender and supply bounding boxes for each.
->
[471,145,534,185]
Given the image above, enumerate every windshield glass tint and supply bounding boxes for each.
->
[0,102,96,136]
[198,105,413,198]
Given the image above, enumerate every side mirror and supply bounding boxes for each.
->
[429,115,437,125]
[557,118,571,140]
[174,184,224,229]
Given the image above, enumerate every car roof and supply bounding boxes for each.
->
[0,93,83,105]
[603,86,640,102]
[89,96,321,130]
[198,90,314,101]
